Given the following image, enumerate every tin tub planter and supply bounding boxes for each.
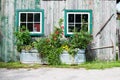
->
[60,49,86,64]
[20,49,41,64]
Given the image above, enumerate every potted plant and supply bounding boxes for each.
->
[14,27,41,64]
[60,26,92,64]
[60,38,73,64]
[70,26,92,63]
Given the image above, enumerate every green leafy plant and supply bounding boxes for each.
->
[14,26,32,52]
[34,37,51,58]
[69,30,92,49]
[67,29,92,59]
[61,24,92,61]
[35,19,64,65]
[35,18,92,65]
[47,47,63,65]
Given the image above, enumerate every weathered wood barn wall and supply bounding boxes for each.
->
[117,19,120,59]
[0,0,117,62]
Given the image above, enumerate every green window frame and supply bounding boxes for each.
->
[0,0,1,11]
[64,9,92,36]
[16,9,44,36]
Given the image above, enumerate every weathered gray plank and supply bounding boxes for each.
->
[0,0,117,61]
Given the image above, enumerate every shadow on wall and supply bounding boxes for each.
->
[85,43,96,62]
[117,13,120,20]
[0,31,3,61]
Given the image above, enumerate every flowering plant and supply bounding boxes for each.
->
[62,45,69,51]
[35,19,64,65]
[34,18,92,65]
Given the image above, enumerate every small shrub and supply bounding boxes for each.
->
[34,37,51,58]
[14,27,32,52]
[47,47,63,65]
[35,19,64,65]
[69,30,92,49]
[35,18,93,65]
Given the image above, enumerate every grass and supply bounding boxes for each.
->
[0,61,120,69]
[0,62,42,69]
[79,61,120,69]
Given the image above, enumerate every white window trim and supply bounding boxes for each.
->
[66,12,90,34]
[19,12,42,34]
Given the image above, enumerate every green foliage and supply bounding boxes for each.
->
[116,52,119,61]
[68,48,79,57]
[60,38,69,46]
[34,38,51,58]
[0,61,120,69]
[47,47,63,65]
[58,18,63,27]
[0,62,41,69]
[14,27,32,52]
[79,61,120,69]
[67,29,92,57]
[50,27,63,48]
[69,30,92,49]
[35,19,64,65]
[35,18,92,65]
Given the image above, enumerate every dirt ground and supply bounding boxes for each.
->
[0,68,120,80]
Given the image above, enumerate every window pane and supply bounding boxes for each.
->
[81,24,88,32]
[20,23,27,31]
[27,23,33,31]
[20,13,26,22]
[34,23,40,32]
[68,14,74,23]
[82,14,88,23]
[0,0,1,11]
[28,13,33,22]
[20,23,26,28]
[75,24,81,32]
[75,14,81,23]
[68,25,74,32]
[34,13,40,22]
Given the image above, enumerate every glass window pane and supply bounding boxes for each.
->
[68,25,74,32]
[0,0,1,11]
[20,13,26,22]
[81,24,88,32]
[68,14,74,23]
[28,13,33,22]
[75,14,81,23]
[27,23,33,31]
[20,23,26,28]
[34,13,40,22]
[82,14,88,23]
[20,23,26,31]
[75,24,81,32]
[34,23,40,32]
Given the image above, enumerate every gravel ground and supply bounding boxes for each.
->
[0,68,120,80]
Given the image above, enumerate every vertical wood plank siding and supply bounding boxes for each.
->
[0,0,1,60]
[0,0,116,61]
[94,1,116,60]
